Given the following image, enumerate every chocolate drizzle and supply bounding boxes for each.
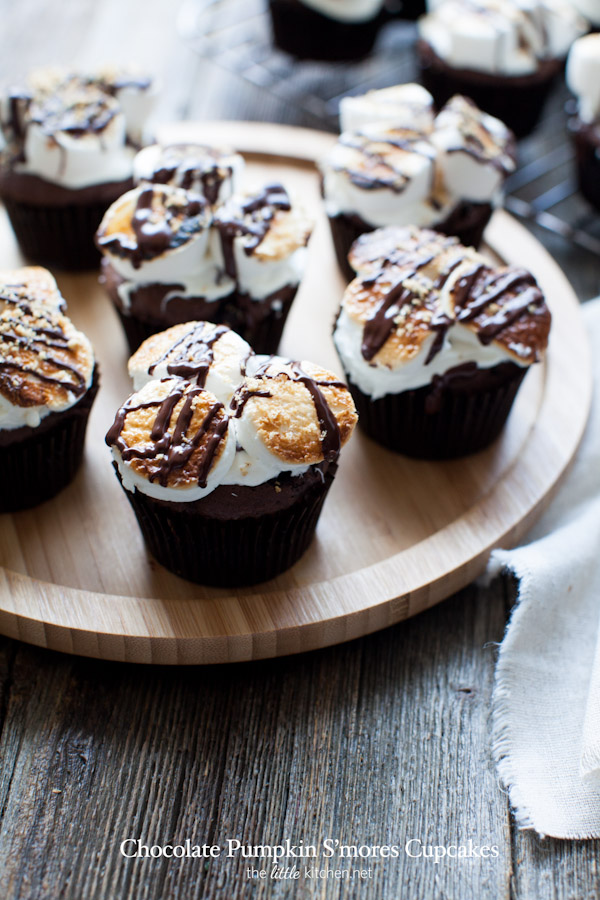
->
[106,381,229,489]
[337,131,435,193]
[149,145,234,206]
[147,322,231,385]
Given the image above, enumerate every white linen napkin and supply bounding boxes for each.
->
[488,297,600,838]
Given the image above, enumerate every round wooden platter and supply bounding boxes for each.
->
[0,122,592,665]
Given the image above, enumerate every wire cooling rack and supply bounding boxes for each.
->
[178,0,600,298]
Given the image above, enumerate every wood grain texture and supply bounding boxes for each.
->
[0,0,597,896]
[0,125,591,664]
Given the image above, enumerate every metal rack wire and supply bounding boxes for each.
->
[178,0,600,296]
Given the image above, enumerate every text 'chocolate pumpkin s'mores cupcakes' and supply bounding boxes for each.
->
[0,267,98,511]
[97,182,313,356]
[0,68,156,270]
[333,226,550,459]
[320,92,515,279]
[106,345,357,586]
[133,142,245,208]
[268,0,386,61]
[567,34,600,211]
[418,0,587,138]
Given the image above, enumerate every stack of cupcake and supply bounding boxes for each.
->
[320,85,516,278]
[96,143,313,356]
[0,67,156,269]
[106,320,357,586]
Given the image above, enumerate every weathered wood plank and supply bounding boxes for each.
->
[0,582,512,900]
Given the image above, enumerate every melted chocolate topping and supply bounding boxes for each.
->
[337,131,435,193]
[106,381,229,489]
[149,146,233,206]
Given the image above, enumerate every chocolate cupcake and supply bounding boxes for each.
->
[269,0,386,61]
[567,34,600,211]
[0,267,98,512]
[106,353,357,586]
[320,93,515,278]
[0,68,155,270]
[133,142,245,208]
[333,226,550,459]
[417,0,587,138]
[97,182,313,355]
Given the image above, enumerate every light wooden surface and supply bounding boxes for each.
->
[0,124,590,664]
[0,2,598,898]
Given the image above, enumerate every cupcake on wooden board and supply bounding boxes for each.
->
[418,0,587,138]
[133,142,245,208]
[106,347,357,586]
[333,226,551,458]
[320,93,515,278]
[0,68,155,270]
[97,181,313,355]
[0,267,98,511]
[567,34,600,211]
[269,0,386,61]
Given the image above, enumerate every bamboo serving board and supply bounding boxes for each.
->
[0,122,591,664]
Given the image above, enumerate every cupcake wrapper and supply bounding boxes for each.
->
[121,469,335,587]
[347,364,526,459]
[418,40,560,139]
[328,206,492,281]
[116,287,297,355]
[269,0,383,60]
[0,369,99,512]
[2,198,110,270]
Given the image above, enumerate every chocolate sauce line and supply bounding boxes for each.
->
[147,323,230,386]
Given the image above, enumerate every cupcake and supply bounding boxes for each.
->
[0,67,155,270]
[0,266,98,512]
[339,83,435,133]
[417,0,587,138]
[320,94,515,279]
[269,0,386,61]
[106,349,357,586]
[97,182,313,355]
[333,226,551,458]
[133,142,245,207]
[567,34,600,211]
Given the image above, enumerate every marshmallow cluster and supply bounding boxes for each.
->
[418,0,587,76]
[567,34,600,123]
[321,91,516,228]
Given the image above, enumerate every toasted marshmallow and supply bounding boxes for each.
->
[334,226,551,399]
[431,96,516,203]
[134,143,245,206]
[96,183,214,283]
[213,184,313,299]
[128,321,253,404]
[320,126,450,227]
[419,0,587,76]
[339,84,435,133]
[96,66,157,146]
[107,378,236,502]
[567,34,600,123]
[0,267,95,429]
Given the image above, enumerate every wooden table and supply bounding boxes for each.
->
[0,2,598,897]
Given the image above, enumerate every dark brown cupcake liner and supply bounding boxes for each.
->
[383,0,425,21]
[345,362,526,459]
[269,0,384,60]
[2,198,111,270]
[118,466,336,587]
[328,205,493,281]
[0,367,99,513]
[569,118,600,212]
[115,286,297,355]
[418,39,561,139]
